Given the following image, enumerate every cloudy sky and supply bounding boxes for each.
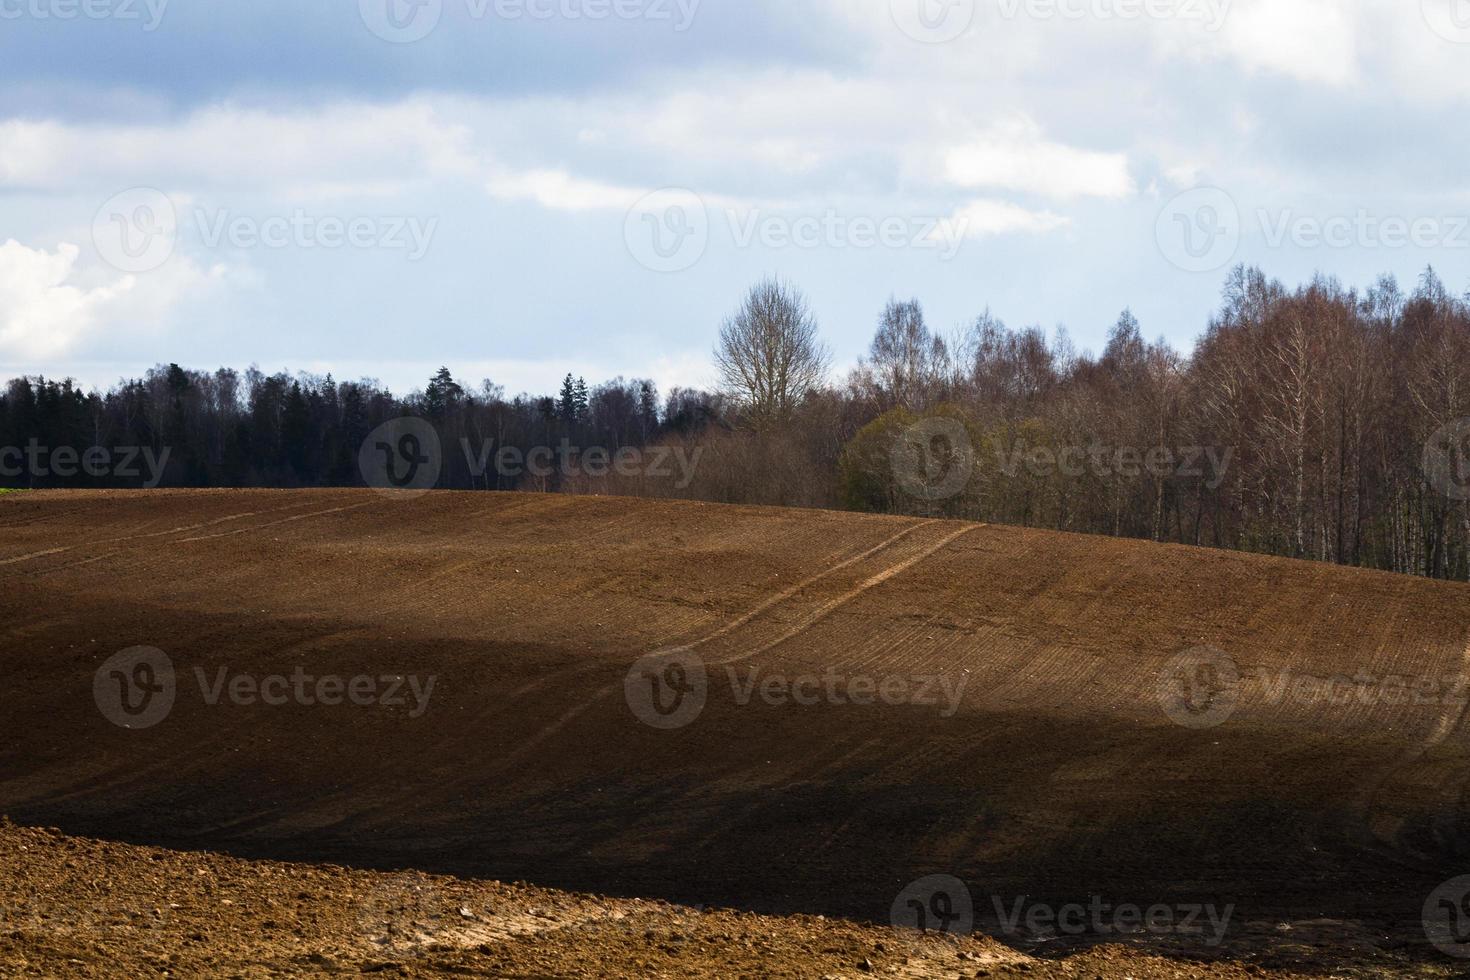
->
[3,0,1470,398]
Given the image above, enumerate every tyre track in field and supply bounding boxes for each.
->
[682,734,889,855]
[11,495,654,836]
[0,498,336,573]
[19,500,390,811]
[700,523,981,669]
[175,502,376,543]
[0,499,91,530]
[488,520,944,763]
[329,520,949,837]
[492,518,942,713]
[478,522,978,780]
[1352,628,1470,854]
[211,518,948,841]
[90,496,369,581]
[17,490,1470,931]
[0,547,70,567]
[28,623,376,812]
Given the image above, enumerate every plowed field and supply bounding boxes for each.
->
[2,489,1468,974]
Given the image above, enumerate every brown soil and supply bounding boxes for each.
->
[0,822,1414,977]
[2,489,1469,975]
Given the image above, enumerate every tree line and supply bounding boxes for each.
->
[3,264,1467,581]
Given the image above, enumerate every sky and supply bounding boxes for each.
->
[3,0,1470,399]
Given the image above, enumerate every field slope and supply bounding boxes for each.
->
[2,489,1468,963]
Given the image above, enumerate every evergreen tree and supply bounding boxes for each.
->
[281,381,311,481]
[574,377,590,424]
[558,374,577,425]
[424,367,464,420]
[336,383,368,483]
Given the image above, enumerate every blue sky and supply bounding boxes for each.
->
[4,0,1470,398]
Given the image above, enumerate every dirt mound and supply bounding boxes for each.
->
[2,489,1468,970]
[0,821,1379,977]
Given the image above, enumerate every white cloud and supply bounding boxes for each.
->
[948,198,1070,237]
[486,169,646,212]
[1212,0,1360,85]
[0,239,223,360]
[6,0,1470,388]
[943,117,1134,201]
[0,241,126,359]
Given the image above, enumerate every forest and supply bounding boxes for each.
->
[4,264,1468,581]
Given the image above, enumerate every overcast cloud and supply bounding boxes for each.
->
[3,0,1469,395]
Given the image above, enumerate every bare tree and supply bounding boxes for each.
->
[714,277,831,429]
[853,298,948,412]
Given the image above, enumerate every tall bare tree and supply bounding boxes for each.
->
[714,277,830,429]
